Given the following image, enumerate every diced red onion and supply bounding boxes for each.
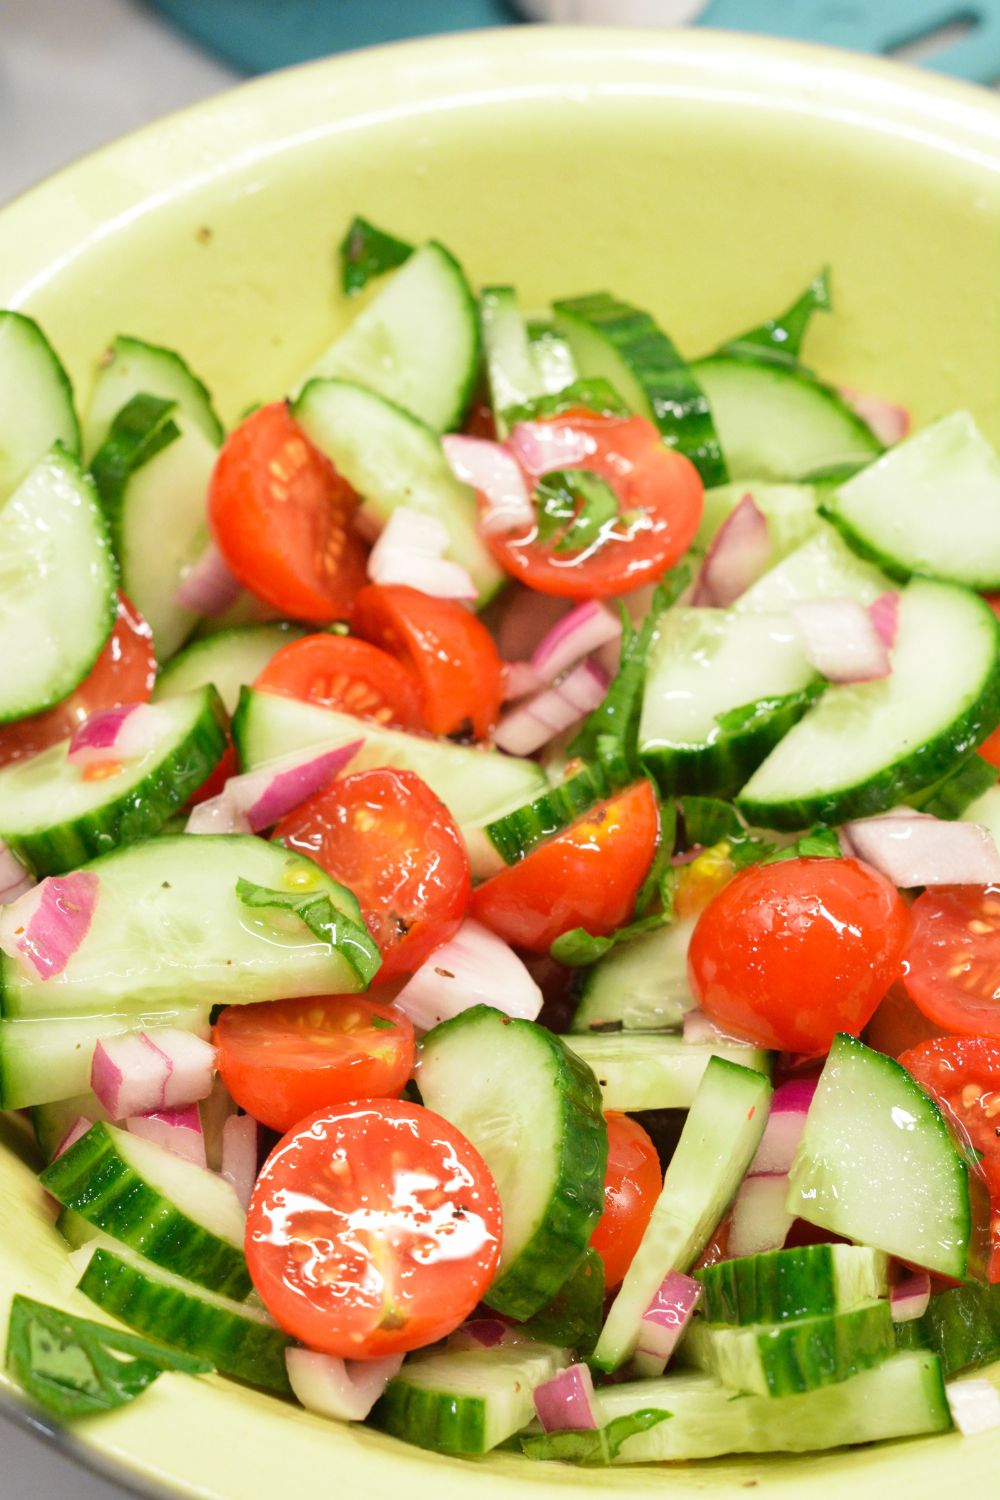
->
[691,494,771,607]
[173,541,243,616]
[285,1348,404,1423]
[221,1113,258,1211]
[947,1378,1000,1436]
[90,1028,216,1120]
[493,659,608,756]
[0,842,34,906]
[530,599,622,684]
[54,1117,93,1160]
[838,387,911,447]
[502,660,546,702]
[533,1363,600,1433]
[187,742,363,837]
[869,591,900,650]
[441,434,534,535]
[367,507,477,600]
[68,703,172,768]
[749,1078,817,1175]
[185,794,252,836]
[127,1105,207,1167]
[495,587,571,662]
[841,810,1000,887]
[449,1318,510,1349]
[890,1272,932,1323]
[728,1172,796,1257]
[634,1271,701,1377]
[791,597,891,683]
[0,871,100,980]
[507,420,596,477]
[394,919,543,1032]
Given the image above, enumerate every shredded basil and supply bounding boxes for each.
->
[235,877,381,986]
[502,377,631,428]
[90,393,181,509]
[521,1408,672,1465]
[718,267,831,370]
[534,469,622,554]
[339,216,413,296]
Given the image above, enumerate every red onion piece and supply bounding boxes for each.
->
[502,661,546,702]
[68,703,172,768]
[127,1105,207,1167]
[173,541,243,616]
[221,1114,258,1211]
[453,1318,510,1349]
[441,434,534,535]
[507,420,596,478]
[286,1348,404,1422]
[691,494,771,607]
[728,1172,796,1257]
[0,871,100,980]
[890,1272,932,1323]
[841,810,1000,887]
[869,591,900,650]
[54,1117,93,1160]
[394,919,543,1032]
[185,794,253,836]
[947,1378,1000,1436]
[91,1028,216,1120]
[187,742,364,837]
[367,507,477,601]
[495,587,571,662]
[493,659,608,756]
[791,597,891,682]
[838,386,911,447]
[530,599,622,684]
[533,1363,600,1433]
[635,1271,701,1375]
[749,1078,817,1175]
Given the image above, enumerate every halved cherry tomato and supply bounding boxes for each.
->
[482,411,703,598]
[589,1113,662,1289]
[470,781,659,952]
[274,767,471,982]
[865,981,944,1059]
[254,634,424,731]
[352,584,502,741]
[899,1036,1000,1198]
[688,857,911,1053]
[213,994,414,1134]
[246,1099,502,1357]
[208,403,368,622]
[902,885,1000,1035]
[0,593,156,768]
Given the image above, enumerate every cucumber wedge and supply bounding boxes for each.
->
[686,1299,895,1397]
[527,319,578,394]
[564,1033,769,1112]
[154,622,305,716]
[481,763,610,868]
[787,1033,989,1281]
[734,522,890,614]
[418,1005,607,1320]
[0,310,80,498]
[696,1244,889,1326]
[696,481,820,562]
[0,447,117,724]
[738,579,1000,829]
[895,1279,1000,1376]
[569,918,698,1034]
[83,334,223,460]
[480,286,545,435]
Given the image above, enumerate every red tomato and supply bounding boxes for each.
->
[902,885,1000,1035]
[898,1036,1000,1198]
[589,1113,662,1288]
[213,994,414,1134]
[245,1099,502,1357]
[0,593,156,768]
[470,781,659,953]
[865,981,944,1058]
[483,411,703,598]
[274,768,471,982]
[254,634,424,731]
[208,403,368,622]
[187,741,238,808]
[688,857,911,1053]
[352,584,502,741]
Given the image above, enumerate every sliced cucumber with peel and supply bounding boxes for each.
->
[696,481,820,563]
[734,521,890,614]
[569,918,698,1034]
[564,1033,769,1113]
[686,1299,895,1397]
[962,783,1000,846]
[82,333,223,460]
[696,1243,889,1326]
[480,286,545,435]
[895,1279,1000,1376]
[526,319,578,394]
[154,622,305,716]
[418,1005,607,1320]
[481,763,610,868]
[0,310,80,500]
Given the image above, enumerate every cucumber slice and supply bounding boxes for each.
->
[292,379,503,605]
[787,1033,989,1281]
[154,622,305,716]
[687,1299,895,1397]
[481,763,610,868]
[40,1121,250,1297]
[738,579,1000,829]
[895,1279,1000,1376]
[370,1340,564,1455]
[593,1057,771,1372]
[915,753,998,820]
[696,481,820,563]
[480,286,545,436]
[82,334,223,460]
[689,356,882,481]
[0,835,374,1021]
[733,522,890,614]
[517,1248,605,1354]
[75,1245,291,1392]
[569,918,698,1034]
[31,1093,108,1163]
[0,310,79,498]
[638,608,819,798]
[91,396,218,659]
[526,319,578,394]
[962,783,1000,846]
[418,1005,607,1320]
[823,412,1000,589]
[696,1243,889,1326]
[564,1033,769,1113]
[0,687,227,876]
[0,1008,208,1110]
[0,447,117,723]
[300,241,479,433]
[553,292,726,486]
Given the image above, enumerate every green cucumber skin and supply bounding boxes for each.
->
[914,754,999,820]
[77,1249,291,1393]
[1,687,228,877]
[485,764,610,865]
[40,1124,251,1299]
[692,1300,896,1398]
[895,1281,1000,1376]
[696,1244,888,1326]
[819,504,920,586]
[371,1376,490,1455]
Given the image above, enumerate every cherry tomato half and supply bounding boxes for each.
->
[899,1036,1000,1199]
[245,1099,502,1357]
[352,584,503,741]
[213,994,415,1134]
[254,634,424,731]
[274,767,471,982]
[484,411,704,598]
[470,781,659,952]
[208,403,368,622]
[688,857,911,1054]
[902,885,1000,1035]
[0,593,156,768]
[589,1113,662,1289]
[865,982,944,1059]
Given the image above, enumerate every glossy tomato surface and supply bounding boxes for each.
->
[254,633,424,731]
[899,1035,1000,1198]
[903,885,1000,1035]
[589,1113,662,1288]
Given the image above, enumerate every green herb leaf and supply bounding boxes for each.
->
[759,826,843,863]
[502,376,631,427]
[90,393,181,510]
[6,1296,211,1422]
[551,909,671,967]
[634,799,678,917]
[338,216,413,296]
[235,878,382,986]
[522,1408,672,1465]
[912,753,999,821]
[718,267,831,370]
[368,1016,396,1031]
[534,469,623,554]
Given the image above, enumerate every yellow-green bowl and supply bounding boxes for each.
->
[1,24,999,1499]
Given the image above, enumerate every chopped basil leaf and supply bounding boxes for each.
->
[551,910,669,967]
[535,469,622,554]
[634,799,678,917]
[235,878,381,986]
[502,376,631,427]
[339,216,413,296]
[718,267,831,370]
[760,826,843,863]
[90,394,181,510]
[522,1408,672,1465]
[368,1016,396,1030]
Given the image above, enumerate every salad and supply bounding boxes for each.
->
[3,215,1000,1462]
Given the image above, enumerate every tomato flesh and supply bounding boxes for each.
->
[254,634,424,731]
[902,885,1000,1035]
[589,1113,662,1289]
[470,781,659,952]
[899,1036,1000,1198]
[274,767,471,982]
[245,1099,502,1357]
[865,981,944,1059]
[688,857,911,1053]
[214,994,415,1134]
